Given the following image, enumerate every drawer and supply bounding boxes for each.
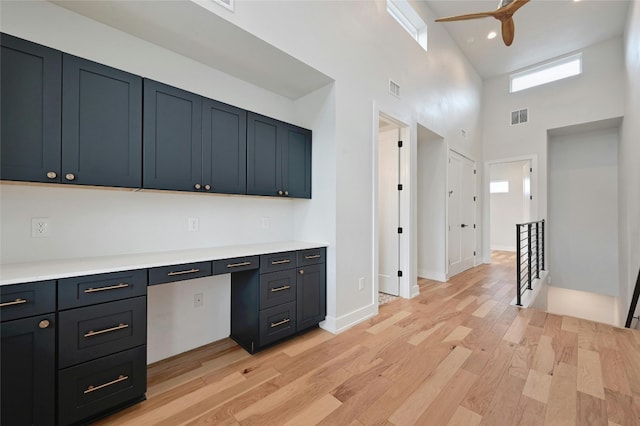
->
[297,247,326,267]
[259,251,296,274]
[260,269,296,310]
[213,255,259,275]
[59,296,146,368]
[259,301,296,346]
[59,269,147,310]
[58,345,146,426]
[148,261,212,285]
[0,280,55,322]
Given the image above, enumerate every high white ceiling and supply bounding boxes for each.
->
[423,0,631,79]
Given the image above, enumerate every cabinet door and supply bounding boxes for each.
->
[143,79,202,191]
[62,54,142,187]
[247,112,281,196]
[283,124,312,199]
[0,33,61,183]
[296,263,326,331]
[202,98,246,194]
[1,314,56,426]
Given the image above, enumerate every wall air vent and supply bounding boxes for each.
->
[389,79,401,98]
[511,108,529,125]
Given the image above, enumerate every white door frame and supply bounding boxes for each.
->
[483,154,539,263]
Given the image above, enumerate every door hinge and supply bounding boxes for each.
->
[473,196,476,201]
[530,195,533,200]
[530,167,533,173]
[473,224,476,229]
[398,227,403,234]
[398,270,403,277]
[474,251,476,256]
[398,184,403,191]
[474,169,477,174]
[398,140,403,148]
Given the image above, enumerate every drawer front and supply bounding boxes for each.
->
[259,251,296,274]
[58,345,146,426]
[213,255,259,275]
[148,261,212,285]
[0,280,55,322]
[259,301,296,346]
[59,297,146,368]
[297,247,326,267]
[59,269,147,310]
[259,269,296,310]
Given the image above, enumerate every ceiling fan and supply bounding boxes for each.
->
[435,0,530,46]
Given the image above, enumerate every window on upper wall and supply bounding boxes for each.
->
[387,0,428,51]
[490,180,510,194]
[510,53,583,93]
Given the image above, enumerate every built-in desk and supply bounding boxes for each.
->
[0,241,327,425]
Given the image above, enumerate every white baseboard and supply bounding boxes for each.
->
[417,269,447,282]
[320,302,377,334]
[491,245,516,252]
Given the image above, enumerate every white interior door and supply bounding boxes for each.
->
[378,125,400,296]
[448,151,476,277]
[522,161,532,223]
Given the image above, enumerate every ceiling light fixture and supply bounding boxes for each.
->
[487,31,498,40]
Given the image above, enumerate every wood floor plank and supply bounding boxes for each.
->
[578,348,606,399]
[577,391,609,426]
[447,406,482,426]
[365,310,411,334]
[281,394,342,426]
[522,369,552,403]
[544,362,577,426]
[511,396,547,426]
[604,388,640,426]
[415,368,479,425]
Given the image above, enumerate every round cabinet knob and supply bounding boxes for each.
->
[278,190,284,196]
[204,184,211,191]
[65,173,75,181]
[284,191,289,196]
[194,183,202,190]
[39,319,50,329]
[46,171,57,179]
[299,269,305,275]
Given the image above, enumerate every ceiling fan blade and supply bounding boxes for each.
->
[435,11,497,22]
[502,0,530,14]
[501,16,516,46]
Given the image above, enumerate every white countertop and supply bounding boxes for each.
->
[0,241,327,286]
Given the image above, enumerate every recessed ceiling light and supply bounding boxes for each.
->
[487,31,497,40]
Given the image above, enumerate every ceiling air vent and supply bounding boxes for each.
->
[389,79,401,98]
[511,108,529,125]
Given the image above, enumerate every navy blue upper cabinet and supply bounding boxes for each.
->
[62,55,142,188]
[247,112,311,199]
[143,79,203,192]
[1,33,62,183]
[202,98,247,194]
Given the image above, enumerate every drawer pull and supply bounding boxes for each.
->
[84,283,129,293]
[226,261,252,268]
[84,323,129,338]
[0,298,27,308]
[304,254,321,260]
[270,318,290,328]
[84,374,129,394]
[271,285,291,293]
[271,259,291,265]
[167,268,200,276]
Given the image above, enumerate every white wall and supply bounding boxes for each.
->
[620,0,640,324]
[417,126,446,281]
[0,0,483,357]
[548,128,619,297]
[489,161,528,251]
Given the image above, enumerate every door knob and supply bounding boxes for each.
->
[461,224,468,228]
[194,183,202,190]
[39,319,50,329]
[65,173,75,181]
[204,184,211,191]
[46,171,57,179]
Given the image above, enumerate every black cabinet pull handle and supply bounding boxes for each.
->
[84,375,129,394]
[167,268,200,276]
[84,283,129,293]
[270,318,290,328]
[0,298,27,308]
[271,259,291,265]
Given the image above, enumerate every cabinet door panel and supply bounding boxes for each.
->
[1,314,56,426]
[247,113,281,196]
[284,124,312,199]
[202,98,246,194]
[1,33,61,183]
[62,54,142,187]
[143,79,202,191]
[259,269,297,310]
[296,263,326,331]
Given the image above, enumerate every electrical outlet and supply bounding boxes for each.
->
[188,217,199,232]
[358,277,365,291]
[194,293,203,308]
[31,218,50,238]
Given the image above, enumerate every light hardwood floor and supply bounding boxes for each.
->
[96,251,640,425]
